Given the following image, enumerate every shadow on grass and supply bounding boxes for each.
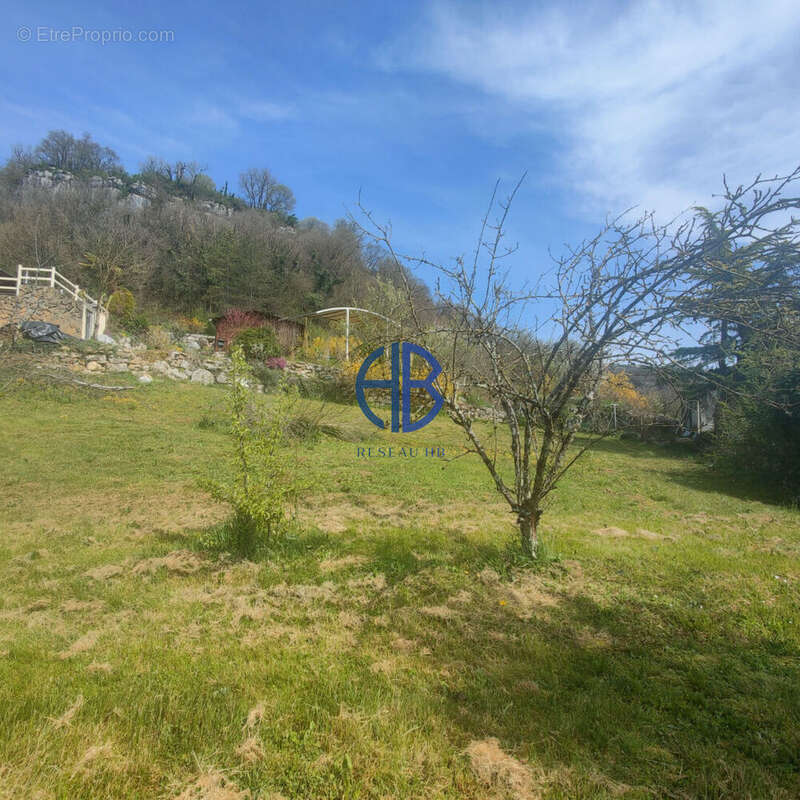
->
[415,580,800,798]
[193,517,333,562]
[586,435,796,508]
[272,526,335,556]
[583,434,701,462]
[663,464,796,507]
[153,528,195,545]
[364,527,527,584]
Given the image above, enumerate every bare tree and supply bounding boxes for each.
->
[357,169,800,557]
[78,216,152,336]
[139,156,173,181]
[35,130,119,172]
[35,130,73,170]
[240,167,274,209]
[239,167,296,215]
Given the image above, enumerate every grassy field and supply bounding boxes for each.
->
[0,378,798,799]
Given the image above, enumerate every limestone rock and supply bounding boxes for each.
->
[190,368,214,385]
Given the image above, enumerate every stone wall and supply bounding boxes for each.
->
[30,337,502,419]
[39,336,338,387]
[0,286,102,338]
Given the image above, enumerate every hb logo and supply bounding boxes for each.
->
[356,342,444,432]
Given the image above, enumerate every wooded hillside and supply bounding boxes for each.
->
[0,130,429,322]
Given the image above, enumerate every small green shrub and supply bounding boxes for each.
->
[123,313,150,336]
[285,401,343,442]
[234,326,280,362]
[200,347,298,557]
[107,288,135,319]
[195,403,227,431]
[251,363,283,392]
[296,373,354,404]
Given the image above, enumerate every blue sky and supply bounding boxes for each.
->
[4,0,800,290]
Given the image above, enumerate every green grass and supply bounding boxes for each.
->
[0,379,798,798]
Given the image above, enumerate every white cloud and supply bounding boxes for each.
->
[385,0,800,219]
[188,102,240,132]
[237,99,295,121]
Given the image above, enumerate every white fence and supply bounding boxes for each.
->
[0,264,107,339]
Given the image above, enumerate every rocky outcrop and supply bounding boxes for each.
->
[22,170,235,218]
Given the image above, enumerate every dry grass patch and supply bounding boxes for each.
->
[465,737,539,799]
[298,496,375,534]
[419,605,457,620]
[593,526,673,542]
[299,493,509,536]
[337,610,364,630]
[501,575,560,620]
[370,657,399,675]
[3,486,227,537]
[131,549,205,576]
[230,595,275,626]
[592,526,630,538]
[244,701,266,730]
[345,573,388,603]
[173,770,251,800]
[84,564,125,581]
[61,599,105,614]
[268,581,337,603]
[50,694,84,729]
[635,528,665,540]
[236,735,265,764]
[58,629,100,659]
[479,567,502,584]
[319,555,368,572]
[71,742,117,777]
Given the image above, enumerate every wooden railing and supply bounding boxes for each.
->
[0,264,104,312]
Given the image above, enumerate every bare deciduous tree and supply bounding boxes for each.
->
[357,169,800,557]
[239,167,295,215]
[35,130,120,172]
[240,167,274,210]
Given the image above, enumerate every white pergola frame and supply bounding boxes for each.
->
[299,306,396,361]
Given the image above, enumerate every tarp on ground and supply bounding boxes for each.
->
[19,320,66,344]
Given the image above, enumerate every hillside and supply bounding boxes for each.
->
[0,131,429,328]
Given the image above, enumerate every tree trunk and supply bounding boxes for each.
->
[518,509,541,558]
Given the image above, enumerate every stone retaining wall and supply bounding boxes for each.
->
[0,286,95,338]
[40,339,338,386]
[32,339,503,419]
